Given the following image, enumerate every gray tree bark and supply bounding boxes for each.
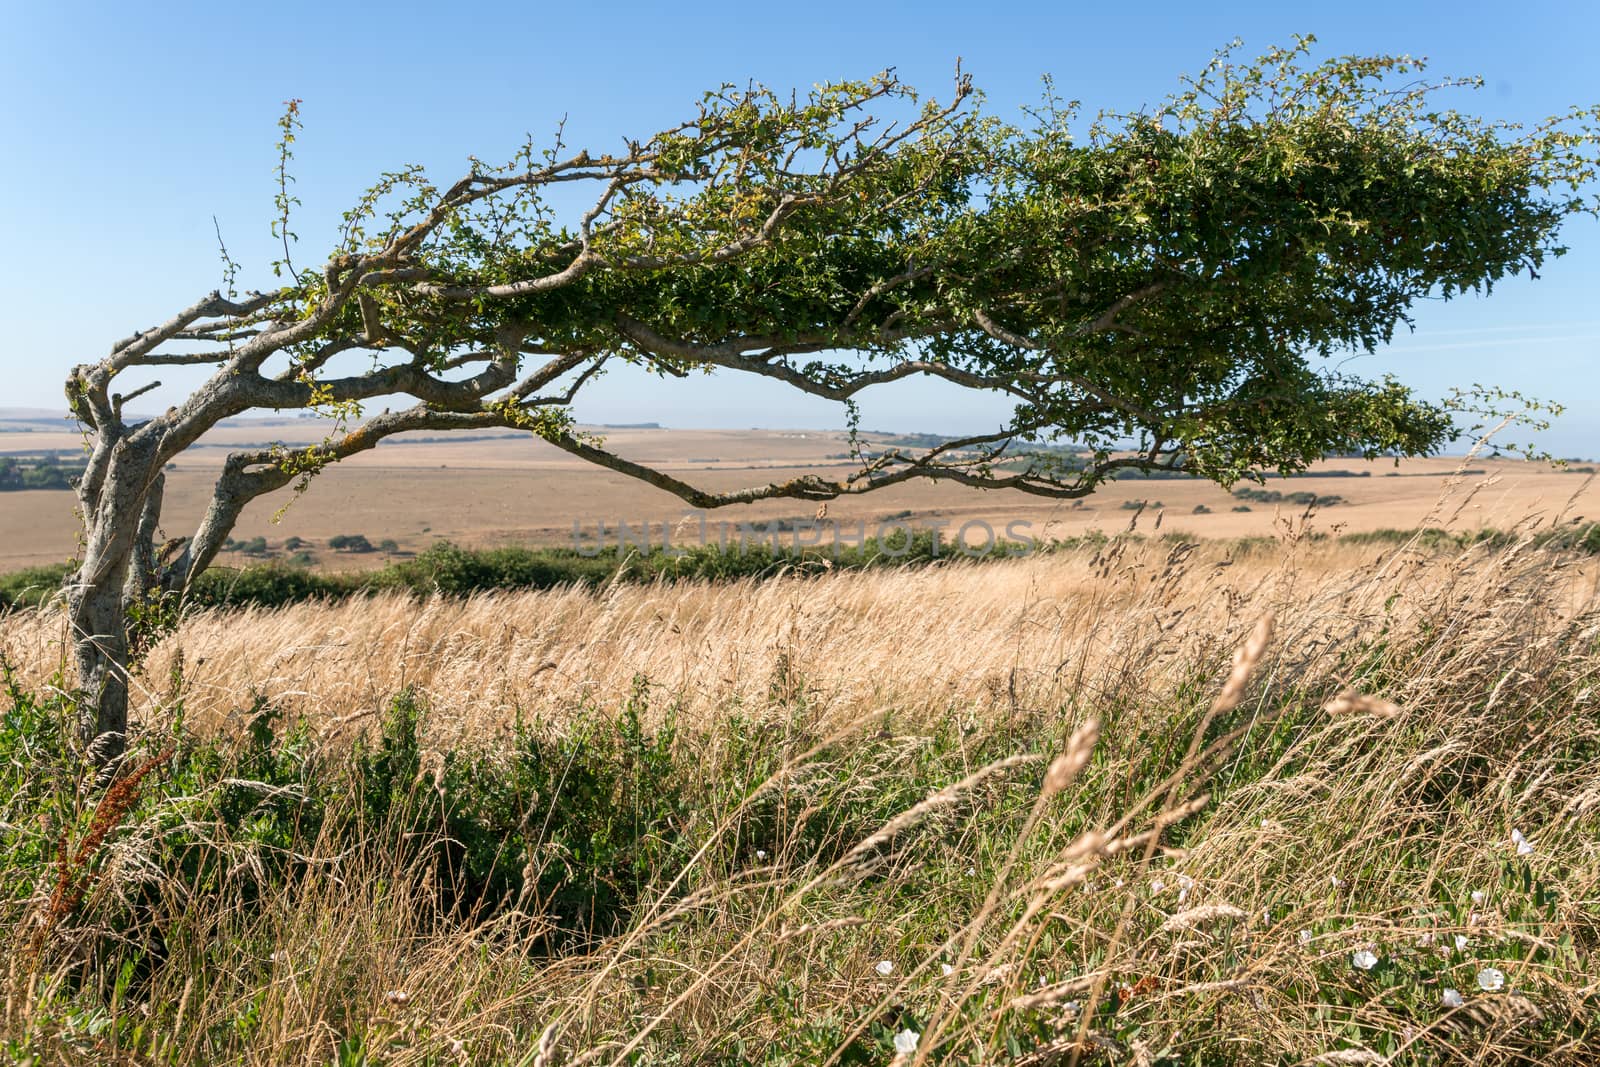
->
[67,432,162,763]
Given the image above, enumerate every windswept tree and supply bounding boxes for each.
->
[64,40,1596,760]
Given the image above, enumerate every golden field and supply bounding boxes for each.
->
[2,411,1596,573]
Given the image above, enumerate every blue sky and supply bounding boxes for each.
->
[2,0,1597,454]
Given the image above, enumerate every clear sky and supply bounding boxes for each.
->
[3,1,1597,455]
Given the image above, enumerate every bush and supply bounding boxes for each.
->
[0,456,75,492]
[1232,487,1345,508]
[0,563,70,610]
[189,564,358,608]
[329,534,375,553]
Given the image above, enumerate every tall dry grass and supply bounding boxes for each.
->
[14,534,1587,745]
[3,518,1600,1064]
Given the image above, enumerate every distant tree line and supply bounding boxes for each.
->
[1233,487,1345,507]
[220,532,402,559]
[0,455,75,491]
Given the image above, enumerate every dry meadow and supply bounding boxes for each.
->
[4,481,1600,1063]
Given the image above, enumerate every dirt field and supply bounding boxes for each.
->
[2,410,1595,571]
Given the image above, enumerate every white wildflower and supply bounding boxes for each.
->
[893,1028,919,1055]
[1330,875,1345,888]
[1455,934,1469,952]
[1441,988,1464,1008]
[1416,932,1435,948]
[1512,829,1533,856]
[941,962,954,977]
[1351,950,1379,971]
[1477,967,1506,992]
[1299,928,1314,945]
[1470,890,1485,905]
[1151,878,1166,893]
[755,849,768,861]
[383,990,410,1006]
[875,960,894,977]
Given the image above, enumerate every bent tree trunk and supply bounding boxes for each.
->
[68,433,163,765]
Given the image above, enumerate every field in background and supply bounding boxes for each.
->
[4,521,1600,1063]
[2,409,1596,573]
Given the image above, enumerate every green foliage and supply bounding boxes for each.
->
[0,455,74,492]
[237,39,1597,507]
[326,534,374,553]
[1233,487,1346,507]
[0,563,70,610]
[0,662,82,905]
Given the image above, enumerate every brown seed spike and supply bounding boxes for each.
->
[1212,613,1274,715]
[1043,718,1101,797]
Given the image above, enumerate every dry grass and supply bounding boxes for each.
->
[14,534,1580,744]
[3,518,1600,1064]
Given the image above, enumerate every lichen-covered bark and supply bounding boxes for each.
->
[67,433,160,762]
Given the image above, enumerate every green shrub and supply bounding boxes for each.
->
[329,534,375,553]
[0,563,70,610]
[1232,487,1345,507]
